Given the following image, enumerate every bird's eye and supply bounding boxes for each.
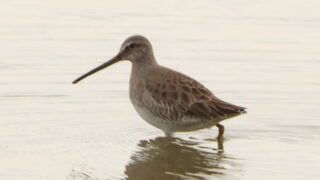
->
[128,43,140,49]
[128,43,137,49]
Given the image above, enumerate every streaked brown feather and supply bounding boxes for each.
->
[142,66,246,122]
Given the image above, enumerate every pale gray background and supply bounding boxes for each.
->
[1,0,320,179]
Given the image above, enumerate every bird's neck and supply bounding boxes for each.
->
[130,56,158,92]
[131,55,158,75]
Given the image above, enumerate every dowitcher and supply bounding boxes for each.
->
[73,35,246,150]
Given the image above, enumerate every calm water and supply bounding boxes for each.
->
[1,0,320,179]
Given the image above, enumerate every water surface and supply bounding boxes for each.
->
[1,0,320,179]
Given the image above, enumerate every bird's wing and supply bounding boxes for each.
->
[143,69,246,121]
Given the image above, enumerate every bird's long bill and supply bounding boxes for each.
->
[72,54,121,84]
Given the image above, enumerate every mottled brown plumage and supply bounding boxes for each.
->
[73,35,247,150]
[135,66,245,121]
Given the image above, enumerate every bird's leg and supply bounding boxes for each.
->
[216,123,224,151]
[164,131,173,137]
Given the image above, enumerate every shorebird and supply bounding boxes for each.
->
[73,35,246,150]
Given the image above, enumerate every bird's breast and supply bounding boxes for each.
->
[129,73,144,104]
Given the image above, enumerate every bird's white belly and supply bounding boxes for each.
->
[131,103,219,135]
[132,104,171,131]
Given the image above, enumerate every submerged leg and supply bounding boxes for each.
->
[216,124,224,151]
[164,131,173,137]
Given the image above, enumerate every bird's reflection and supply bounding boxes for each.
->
[124,137,234,180]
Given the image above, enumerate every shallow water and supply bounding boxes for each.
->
[1,0,320,179]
